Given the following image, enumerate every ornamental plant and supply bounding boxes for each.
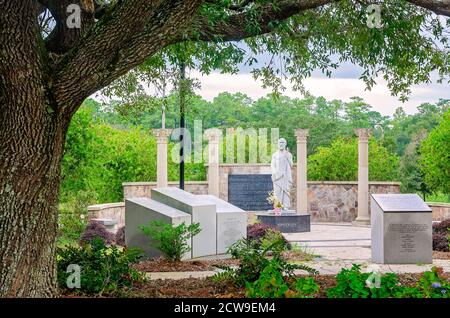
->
[402,267,450,298]
[115,226,126,247]
[432,219,450,252]
[79,220,115,246]
[245,259,320,298]
[326,264,405,298]
[140,221,201,262]
[218,231,317,287]
[57,238,144,296]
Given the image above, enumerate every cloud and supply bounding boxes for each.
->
[191,70,449,116]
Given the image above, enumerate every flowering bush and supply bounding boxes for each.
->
[57,238,144,296]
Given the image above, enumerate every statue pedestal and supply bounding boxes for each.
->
[256,211,310,233]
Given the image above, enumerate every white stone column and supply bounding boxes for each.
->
[205,128,222,197]
[354,128,371,226]
[295,129,309,214]
[152,129,172,188]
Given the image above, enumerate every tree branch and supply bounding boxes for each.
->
[407,0,450,17]
[43,0,97,54]
[191,0,339,41]
[53,0,203,115]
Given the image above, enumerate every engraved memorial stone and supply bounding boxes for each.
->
[197,195,247,254]
[151,187,217,257]
[371,194,432,264]
[228,174,273,211]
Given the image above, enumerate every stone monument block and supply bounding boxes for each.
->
[151,187,217,257]
[371,194,432,264]
[125,198,192,260]
[197,195,247,254]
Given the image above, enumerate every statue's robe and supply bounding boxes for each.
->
[270,150,294,209]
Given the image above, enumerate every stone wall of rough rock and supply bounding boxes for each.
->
[119,164,402,223]
[217,164,401,222]
[428,203,450,221]
[89,173,447,228]
[307,182,401,222]
[87,202,125,232]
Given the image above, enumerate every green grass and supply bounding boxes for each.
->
[426,192,450,204]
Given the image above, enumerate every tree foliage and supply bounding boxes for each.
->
[308,137,399,181]
[420,109,450,194]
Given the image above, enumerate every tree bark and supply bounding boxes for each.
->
[0,113,65,297]
[0,0,69,297]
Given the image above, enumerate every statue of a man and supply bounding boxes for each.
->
[270,138,294,210]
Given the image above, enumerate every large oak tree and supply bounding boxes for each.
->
[0,0,449,297]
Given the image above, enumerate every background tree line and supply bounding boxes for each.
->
[60,94,449,208]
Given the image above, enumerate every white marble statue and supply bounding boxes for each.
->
[270,138,294,210]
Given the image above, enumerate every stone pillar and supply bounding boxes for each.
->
[205,128,222,197]
[152,129,172,188]
[295,129,309,214]
[354,128,371,226]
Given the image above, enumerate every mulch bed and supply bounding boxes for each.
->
[133,257,239,272]
[121,273,426,298]
[433,251,450,260]
[134,250,450,273]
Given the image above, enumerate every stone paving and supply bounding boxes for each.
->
[287,223,450,275]
[146,223,450,280]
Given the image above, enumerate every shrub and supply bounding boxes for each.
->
[115,226,126,247]
[433,232,449,252]
[292,277,320,298]
[401,267,450,298]
[432,219,450,252]
[326,264,404,298]
[222,231,317,287]
[433,219,450,234]
[58,190,98,246]
[245,259,290,298]
[245,259,320,298]
[79,220,115,245]
[247,223,290,248]
[247,223,277,241]
[140,221,201,262]
[57,238,144,296]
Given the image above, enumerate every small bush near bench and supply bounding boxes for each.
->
[57,238,144,296]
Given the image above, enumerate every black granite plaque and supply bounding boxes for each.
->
[228,174,273,211]
[256,213,311,233]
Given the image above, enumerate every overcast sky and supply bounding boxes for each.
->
[191,60,449,117]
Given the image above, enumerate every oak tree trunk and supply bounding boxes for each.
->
[0,105,67,297]
[0,0,71,297]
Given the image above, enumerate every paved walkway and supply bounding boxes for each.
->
[287,223,450,274]
[146,223,450,280]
